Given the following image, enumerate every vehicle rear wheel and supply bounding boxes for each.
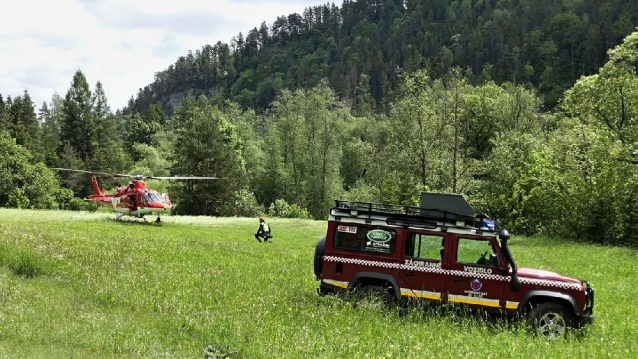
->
[352,285,395,311]
[529,302,574,340]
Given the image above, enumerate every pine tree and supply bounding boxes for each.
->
[88,81,130,189]
[61,70,95,162]
[0,94,8,131]
[40,94,64,167]
[92,81,110,120]
[39,101,58,167]
[58,142,88,196]
[7,91,41,161]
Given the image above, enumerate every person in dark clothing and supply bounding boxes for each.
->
[255,216,272,243]
[129,194,137,210]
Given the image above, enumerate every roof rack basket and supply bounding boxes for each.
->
[331,193,494,232]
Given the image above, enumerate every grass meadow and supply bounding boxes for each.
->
[0,208,636,358]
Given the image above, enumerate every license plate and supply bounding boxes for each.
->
[337,225,357,233]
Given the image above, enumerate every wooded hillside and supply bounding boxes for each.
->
[126,0,637,114]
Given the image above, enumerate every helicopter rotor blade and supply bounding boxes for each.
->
[53,168,218,180]
[53,168,133,178]
[146,176,219,180]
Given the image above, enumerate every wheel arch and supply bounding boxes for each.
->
[519,290,579,316]
[349,272,400,301]
[314,236,326,280]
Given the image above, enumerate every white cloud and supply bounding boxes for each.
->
[0,0,320,110]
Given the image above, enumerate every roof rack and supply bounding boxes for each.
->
[331,198,496,233]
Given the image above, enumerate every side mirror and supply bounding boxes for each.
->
[490,253,501,268]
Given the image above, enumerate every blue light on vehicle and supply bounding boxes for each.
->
[480,219,496,231]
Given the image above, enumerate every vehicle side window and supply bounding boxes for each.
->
[406,233,443,260]
[456,238,498,266]
[333,225,396,254]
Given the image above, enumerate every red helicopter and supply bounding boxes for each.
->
[55,168,218,223]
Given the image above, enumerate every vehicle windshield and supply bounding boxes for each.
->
[144,192,163,204]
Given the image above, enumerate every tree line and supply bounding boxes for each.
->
[126,0,637,116]
[1,35,636,246]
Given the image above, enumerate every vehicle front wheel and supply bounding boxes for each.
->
[529,302,574,340]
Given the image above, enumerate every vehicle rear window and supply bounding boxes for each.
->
[333,225,396,254]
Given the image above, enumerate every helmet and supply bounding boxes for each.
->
[259,216,265,222]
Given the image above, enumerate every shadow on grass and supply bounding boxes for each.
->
[317,291,589,341]
[105,218,162,227]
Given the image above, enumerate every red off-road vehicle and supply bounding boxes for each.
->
[314,193,594,339]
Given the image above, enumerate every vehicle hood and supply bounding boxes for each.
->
[517,267,582,285]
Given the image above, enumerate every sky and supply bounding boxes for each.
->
[0,0,321,111]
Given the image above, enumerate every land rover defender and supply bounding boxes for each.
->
[314,193,594,339]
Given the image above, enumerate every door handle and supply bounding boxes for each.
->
[405,272,416,277]
[453,278,465,283]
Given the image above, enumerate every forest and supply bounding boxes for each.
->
[0,0,636,246]
[126,0,637,113]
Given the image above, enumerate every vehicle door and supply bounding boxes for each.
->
[399,230,448,303]
[446,234,508,311]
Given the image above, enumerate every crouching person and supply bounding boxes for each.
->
[255,216,273,243]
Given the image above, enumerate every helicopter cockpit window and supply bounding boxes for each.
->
[144,192,161,204]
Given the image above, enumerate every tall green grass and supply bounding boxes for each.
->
[0,208,636,358]
[0,242,52,278]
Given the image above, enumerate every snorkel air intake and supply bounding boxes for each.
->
[499,230,521,292]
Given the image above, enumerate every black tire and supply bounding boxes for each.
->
[352,285,395,310]
[314,236,326,280]
[529,302,575,340]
